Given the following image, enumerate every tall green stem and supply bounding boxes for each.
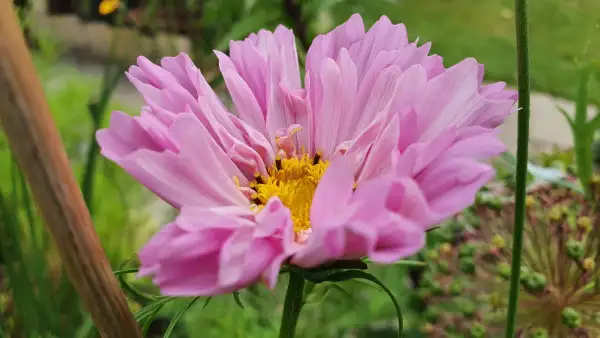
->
[279,272,305,338]
[505,0,531,336]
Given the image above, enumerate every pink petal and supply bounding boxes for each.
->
[139,201,294,296]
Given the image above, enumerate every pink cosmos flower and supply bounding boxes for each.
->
[97,14,517,296]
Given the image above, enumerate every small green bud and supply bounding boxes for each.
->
[519,266,531,283]
[486,197,503,210]
[524,272,547,292]
[459,243,477,258]
[466,214,481,229]
[449,280,463,296]
[449,220,465,233]
[531,328,549,338]
[438,260,451,274]
[458,257,476,274]
[425,249,439,261]
[562,307,582,328]
[470,323,486,338]
[496,262,511,280]
[459,300,476,318]
[425,307,440,323]
[566,240,585,260]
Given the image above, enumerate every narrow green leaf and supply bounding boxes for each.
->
[141,304,163,335]
[304,283,333,305]
[117,259,157,304]
[163,297,200,338]
[233,291,245,308]
[202,297,213,309]
[313,270,403,337]
[134,297,173,335]
[329,284,353,300]
[556,105,575,130]
[114,268,139,276]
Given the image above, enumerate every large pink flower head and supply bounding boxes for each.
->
[97,14,517,296]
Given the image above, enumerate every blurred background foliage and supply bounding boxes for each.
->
[1,0,599,337]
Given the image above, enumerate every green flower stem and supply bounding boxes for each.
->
[279,271,306,338]
[505,0,531,336]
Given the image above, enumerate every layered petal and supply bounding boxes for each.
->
[139,199,296,296]
[98,113,249,209]
[292,157,425,267]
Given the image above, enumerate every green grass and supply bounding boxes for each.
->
[386,0,600,105]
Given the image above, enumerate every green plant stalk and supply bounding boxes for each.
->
[573,66,593,199]
[279,272,306,338]
[505,0,531,336]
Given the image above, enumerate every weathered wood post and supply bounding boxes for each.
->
[0,1,142,337]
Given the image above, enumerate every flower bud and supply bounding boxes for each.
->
[458,257,476,274]
[531,328,549,338]
[583,257,595,271]
[449,280,463,296]
[459,243,477,258]
[425,249,439,261]
[519,266,531,284]
[491,234,506,249]
[438,260,451,274]
[497,262,511,280]
[562,307,582,328]
[549,205,564,221]
[524,272,547,293]
[566,239,585,260]
[470,323,486,338]
[458,299,476,318]
[577,216,592,233]
[525,195,537,208]
[439,243,453,255]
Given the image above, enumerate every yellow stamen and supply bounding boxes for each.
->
[99,0,120,15]
[251,154,329,233]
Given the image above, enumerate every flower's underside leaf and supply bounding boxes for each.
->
[310,269,404,337]
[163,297,201,338]
[233,291,245,308]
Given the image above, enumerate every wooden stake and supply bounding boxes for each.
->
[0,2,142,337]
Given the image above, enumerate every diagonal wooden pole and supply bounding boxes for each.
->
[0,2,142,337]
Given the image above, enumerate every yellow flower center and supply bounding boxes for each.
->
[250,153,328,233]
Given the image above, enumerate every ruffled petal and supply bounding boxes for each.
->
[139,200,295,296]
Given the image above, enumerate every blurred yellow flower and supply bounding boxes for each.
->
[99,0,120,15]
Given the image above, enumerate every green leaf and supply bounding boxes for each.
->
[117,259,158,304]
[311,270,404,337]
[134,297,173,335]
[556,105,575,130]
[163,297,201,338]
[114,268,139,276]
[329,283,353,300]
[216,10,280,50]
[202,297,213,309]
[304,283,334,305]
[233,291,245,308]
